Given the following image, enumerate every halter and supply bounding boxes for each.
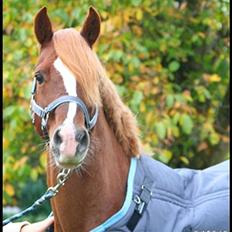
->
[30,78,99,134]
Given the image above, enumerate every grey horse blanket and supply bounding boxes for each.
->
[91,155,229,232]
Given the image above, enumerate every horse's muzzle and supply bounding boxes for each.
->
[51,125,90,169]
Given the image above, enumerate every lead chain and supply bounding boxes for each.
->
[47,168,72,196]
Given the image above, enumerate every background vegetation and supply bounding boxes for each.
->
[3,0,229,221]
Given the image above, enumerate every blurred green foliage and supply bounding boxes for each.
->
[3,0,229,214]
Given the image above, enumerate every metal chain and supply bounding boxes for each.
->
[47,168,72,195]
[3,168,72,226]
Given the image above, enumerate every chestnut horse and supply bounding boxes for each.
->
[31,7,229,232]
[32,6,141,232]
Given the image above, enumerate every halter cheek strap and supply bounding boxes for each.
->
[30,78,99,132]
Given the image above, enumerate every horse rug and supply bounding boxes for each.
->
[90,155,229,232]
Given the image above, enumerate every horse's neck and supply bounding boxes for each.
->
[47,109,130,232]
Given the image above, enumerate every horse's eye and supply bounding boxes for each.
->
[35,72,44,84]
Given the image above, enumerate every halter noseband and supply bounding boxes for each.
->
[30,78,99,134]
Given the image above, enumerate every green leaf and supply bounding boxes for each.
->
[180,114,193,134]
[209,133,220,145]
[131,0,142,6]
[203,88,211,99]
[130,91,143,112]
[168,61,180,72]
[155,122,166,139]
[175,94,185,103]
[116,85,127,96]
[131,57,140,68]
[172,113,180,125]
[132,91,143,105]
[113,50,123,62]
[166,95,174,108]
[172,126,180,137]
[3,106,16,119]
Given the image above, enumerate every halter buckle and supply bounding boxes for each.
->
[41,113,49,131]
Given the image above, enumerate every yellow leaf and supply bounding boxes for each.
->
[146,112,155,124]
[221,135,229,143]
[13,156,28,170]
[151,87,160,95]
[143,143,153,154]
[131,76,140,82]
[154,64,162,72]
[183,90,193,102]
[40,151,47,168]
[159,150,172,163]
[5,184,15,196]
[203,74,221,83]
[209,74,221,82]
[140,102,146,112]
[197,142,208,151]
[198,32,206,38]
[167,127,172,138]
[136,9,143,20]
[152,78,159,85]
[179,2,187,10]
[3,137,9,149]
[180,156,189,165]
[31,169,38,181]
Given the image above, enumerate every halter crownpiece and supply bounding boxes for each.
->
[30,78,99,133]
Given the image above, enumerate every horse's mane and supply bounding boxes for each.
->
[53,28,141,157]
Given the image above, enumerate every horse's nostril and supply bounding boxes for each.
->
[76,130,86,143]
[54,129,62,144]
[76,130,89,153]
[81,132,87,144]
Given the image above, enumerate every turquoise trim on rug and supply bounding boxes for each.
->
[90,157,137,232]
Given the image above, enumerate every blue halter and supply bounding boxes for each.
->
[30,78,99,133]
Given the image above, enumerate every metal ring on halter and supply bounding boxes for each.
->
[47,169,72,195]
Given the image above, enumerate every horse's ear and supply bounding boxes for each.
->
[80,6,101,48]
[34,7,53,45]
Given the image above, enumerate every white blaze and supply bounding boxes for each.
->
[53,58,77,124]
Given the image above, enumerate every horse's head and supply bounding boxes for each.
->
[32,7,102,169]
